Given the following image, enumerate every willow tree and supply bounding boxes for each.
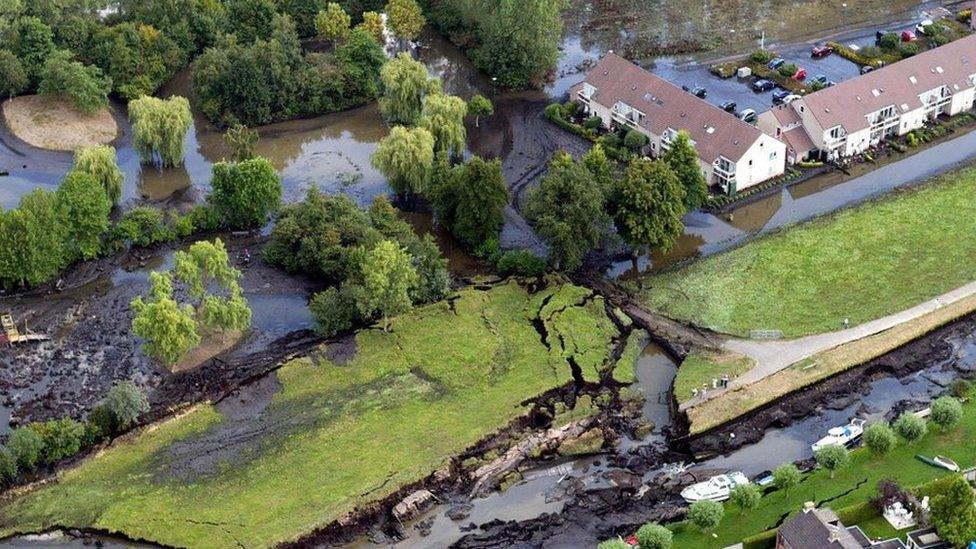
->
[379,53,436,124]
[128,95,192,168]
[371,125,435,196]
[130,272,201,365]
[421,93,466,158]
[173,238,251,335]
[72,145,124,205]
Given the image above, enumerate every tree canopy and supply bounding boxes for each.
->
[385,0,425,42]
[467,94,493,127]
[72,146,124,206]
[130,272,201,365]
[611,158,686,258]
[353,239,419,331]
[37,49,112,114]
[379,53,435,124]
[372,125,435,195]
[128,95,193,167]
[56,170,112,261]
[430,155,508,252]
[420,93,467,157]
[663,130,708,210]
[209,157,282,229]
[930,476,976,546]
[315,2,351,44]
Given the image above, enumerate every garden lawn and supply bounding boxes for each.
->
[0,281,622,548]
[641,165,976,337]
[668,398,976,548]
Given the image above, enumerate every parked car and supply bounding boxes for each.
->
[682,85,707,98]
[752,79,775,92]
[875,30,888,42]
[767,57,786,69]
[811,43,834,57]
[720,100,737,113]
[739,109,757,124]
[810,74,829,85]
[782,94,801,104]
[771,89,791,103]
[859,65,874,75]
[902,30,917,42]
[793,68,807,80]
[916,19,934,35]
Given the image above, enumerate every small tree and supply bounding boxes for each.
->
[372,125,435,196]
[224,124,259,161]
[467,94,494,127]
[930,396,963,431]
[863,421,896,456]
[635,522,672,549]
[663,130,708,210]
[7,426,45,473]
[773,463,801,492]
[894,412,927,443]
[358,11,385,44]
[130,272,201,365]
[37,50,111,114]
[930,475,976,547]
[353,240,419,331]
[315,2,351,46]
[34,418,84,464]
[421,93,467,157]
[688,500,723,532]
[173,239,252,334]
[623,129,648,152]
[57,170,112,261]
[0,446,16,487]
[815,444,850,478]
[596,539,630,549]
[730,483,762,510]
[385,0,425,42]
[129,95,193,168]
[103,381,150,430]
[209,157,282,229]
[73,145,124,206]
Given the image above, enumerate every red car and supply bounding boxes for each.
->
[811,43,834,57]
[793,68,807,80]
[902,30,917,42]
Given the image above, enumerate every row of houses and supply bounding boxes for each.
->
[571,32,976,194]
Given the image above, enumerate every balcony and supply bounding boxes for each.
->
[576,90,591,104]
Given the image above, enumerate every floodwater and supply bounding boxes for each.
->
[632,342,679,438]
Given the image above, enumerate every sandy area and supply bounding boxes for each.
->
[170,329,245,373]
[2,95,118,151]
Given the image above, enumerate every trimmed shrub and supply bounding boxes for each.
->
[815,444,850,478]
[894,412,927,443]
[863,421,896,456]
[773,463,801,491]
[635,522,672,549]
[730,482,762,510]
[930,396,962,430]
[688,500,724,531]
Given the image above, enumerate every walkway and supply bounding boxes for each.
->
[680,280,976,411]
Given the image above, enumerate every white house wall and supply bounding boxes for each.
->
[735,133,787,189]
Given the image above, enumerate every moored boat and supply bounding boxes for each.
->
[916,454,960,472]
[811,418,865,453]
[680,472,749,503]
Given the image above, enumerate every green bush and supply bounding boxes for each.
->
[750,49,774,63]
[879,32,900,50]
[688,500,724,531]
[110,206,173,248]
[730,482,762,509]
[898,42,919,57]
[7,427,45,473]
[597,539,630,549]
[583,115,603,130]
[635,522,672,549]
[863,421,896,456]
[815,444,851,477]
[741,528,777,549]
[773,463,801,491]
[894,412,927,443]
[623,129,648,152]
[309,286,358,337]
[33,418,85,464]
[496,249,548,278]
[950,379,972,399]
[930,396,963,430]
[103,381,149,430]
[777,63,798,78]
[0,446,17,487]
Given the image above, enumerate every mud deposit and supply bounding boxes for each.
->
[0,233,322,436]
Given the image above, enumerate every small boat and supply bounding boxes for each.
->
[811,418,866,452]
[916,454,960,472]
[680,472,749,503]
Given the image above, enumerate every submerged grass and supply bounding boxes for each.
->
[0,281,621,548]
[641,165,976,338]
[670,398,976,547]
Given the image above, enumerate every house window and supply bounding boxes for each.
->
[768,151,778,160]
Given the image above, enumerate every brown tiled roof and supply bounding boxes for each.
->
[781,125,816,154]
[778,510,865,549]
[572,53,764,162]
[801,33,976,133]
[769,104,803,126]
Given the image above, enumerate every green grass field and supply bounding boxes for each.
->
[673,350,754,405]
[669,397,976,547]
[0,281,623,548]
[641,165,976,337]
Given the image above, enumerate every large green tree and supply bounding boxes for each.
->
[72,146,124,206]
[226,0,277,43]
[278,0,325,37]
[316,2,351,45]
[371,125,435,196]
[209,156,282,229]
[10,16,54,83]
[0,189,67,288]
[353,239,419,331]
[385,0,424,42]
[56,170,112,261]
[37,50,112,114]
[0,49,27,98]
[930,475,976,547]
[128,95,193,167]
[525,153,609,270]
[421,93,467,158]
[173,238,252,333]
[379,53,435,124]
[130,272,201,365]
[611,158,686,261]
[663,130,708,210]
[86,22,186,100]
[430,156,508,252]
[468,0,564,88]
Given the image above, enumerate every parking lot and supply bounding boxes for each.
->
[646,19,923,117]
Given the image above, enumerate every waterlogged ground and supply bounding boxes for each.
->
[0,281,626,548]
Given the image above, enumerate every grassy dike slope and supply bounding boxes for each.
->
[0,281,621,548]
[642,165,976,338]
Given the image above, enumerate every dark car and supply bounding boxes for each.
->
[811,43,834,57]
[771,89,791,103]
[860,65,874,75]
[810,74,829,85]
[875,30,888,42]
[720,100,737,113]
[767,57,786,69]
[681,85,707,98]
[752,79,775,92]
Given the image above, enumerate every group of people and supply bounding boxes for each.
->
[690,373,733,400]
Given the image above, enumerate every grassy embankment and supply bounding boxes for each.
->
[641,164,976,339]
[0,281,623,548]
[672,350,755,405]
[669,396,976,548]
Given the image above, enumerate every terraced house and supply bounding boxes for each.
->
[764,33,976,161]
[571,53,787,194]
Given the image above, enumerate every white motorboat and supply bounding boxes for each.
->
[680,472,749,503]
[811,418,865,453]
